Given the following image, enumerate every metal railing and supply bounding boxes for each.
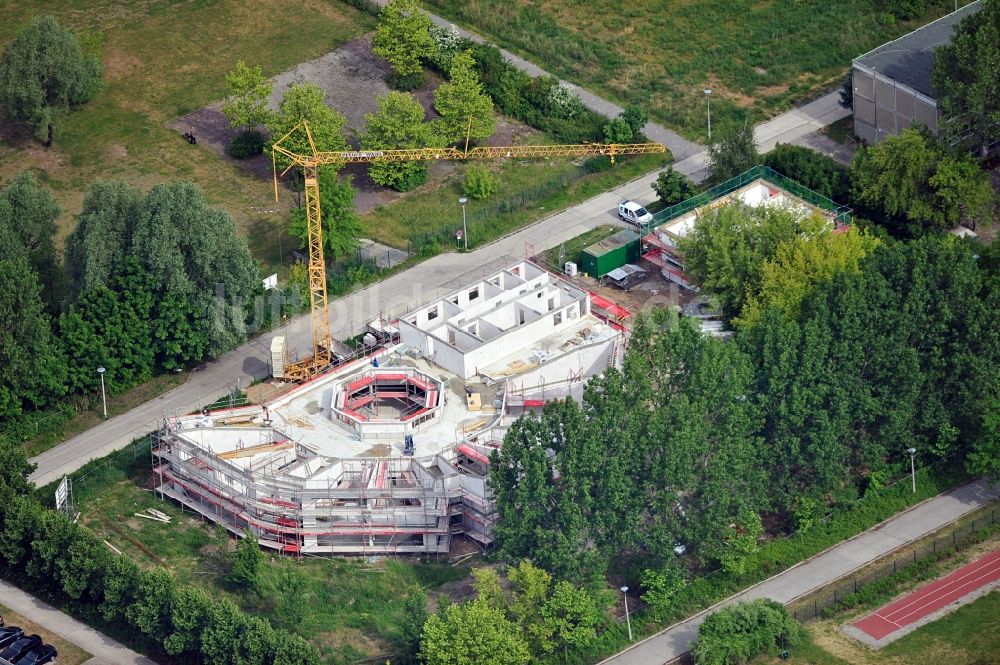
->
[649,165,853,231]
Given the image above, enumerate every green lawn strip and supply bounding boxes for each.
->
[362,151,670,250]
[882,591,1000,663]
[39,436,472,664]
[423,0,971,140]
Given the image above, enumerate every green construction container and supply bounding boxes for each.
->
[580,229,640,277]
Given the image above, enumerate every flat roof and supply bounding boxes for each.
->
[854,1,982,98]
[585,229,639,257]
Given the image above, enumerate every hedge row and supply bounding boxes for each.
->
[1,483,319,665]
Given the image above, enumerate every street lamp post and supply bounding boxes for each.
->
[97,367,107,419]
[458,196,469,251]
[621,585,633,641]
[907,447,917,493]
[704,88,712,142]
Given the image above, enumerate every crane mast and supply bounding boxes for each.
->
[271,120,665,380]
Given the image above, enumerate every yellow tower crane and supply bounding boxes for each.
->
[270,120,665,381]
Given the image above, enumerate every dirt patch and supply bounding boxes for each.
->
[316,627,391,660]
[103,49,143,82]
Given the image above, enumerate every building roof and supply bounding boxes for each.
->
[584,229,639,257]
[854,1,982,98]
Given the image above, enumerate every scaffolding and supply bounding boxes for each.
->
[152,407,498,556]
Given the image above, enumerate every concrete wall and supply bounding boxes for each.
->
[852,64,938,144]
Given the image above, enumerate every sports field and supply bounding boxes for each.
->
[850,548,1000,646]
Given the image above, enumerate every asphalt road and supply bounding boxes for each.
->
[598,478,1000,665]
[28,91,850,487]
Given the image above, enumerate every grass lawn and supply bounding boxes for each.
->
[69,457,473,665]
[424,0,974,140]
[0,0,375,274]
[361,147,670,250]
[0,603,93,665]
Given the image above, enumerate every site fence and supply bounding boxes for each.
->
[648,164,854,230]
[789,503,1000,622]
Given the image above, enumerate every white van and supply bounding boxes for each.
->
[618,200,653,227]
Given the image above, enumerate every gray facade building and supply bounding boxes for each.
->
[852,1,982,144]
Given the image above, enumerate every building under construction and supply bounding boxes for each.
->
[152,261,623,555]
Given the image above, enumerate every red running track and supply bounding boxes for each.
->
[853,548,1000,640]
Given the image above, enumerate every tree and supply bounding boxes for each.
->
[602,117,633,144]
[266,82,348,171]
[851,128,994,233]
[164,585,213,656]
[537,581,600,656]
[0,172,61,300]
[839,71,853,110]
[706,123,759,183]
[652,167,696,206]
[65,180,141,296]
[0,15,101,146]
[678,204,805,321]
[693,599,802,665]
[737,221,881,327]
[275,564,309,630]
[762,143,851,202]
[932,0,1000,159]
[372,0,435,81]
[434,51,497,145]
[419,600,531,665]
[621,105,648,136]
[397,586,427,665]
[229,528,264,593]
[0,436,36,508]
[289,169,363,261]
[0,257,67,424]
[360,91,435,191]
[221,60,273,133]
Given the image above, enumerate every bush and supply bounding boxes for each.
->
[227,130,266,159]
[652,167,696,205]
[462,165,501,200]
[388,70,425,91]
[763,143,850,202]
[694,599,802,665]
[583,155,613,173]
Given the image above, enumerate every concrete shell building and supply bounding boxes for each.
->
[152,261,622,556]
[851,1,983,144]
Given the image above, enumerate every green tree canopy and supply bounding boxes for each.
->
[0,15,102,146]
[221,60,273,133]
[0,172,61,300]
[932,0,1000,159]
[706,123,759,183]
[289,168,363,261]
[738,221,881,327]
[433,51,497,145]
[360,91,436,191]
[266,82,348,171]
[651,167,696,206]
[851,128,995,233]
[694,599,803,665]
[420,599,531,665]
[762,143,851,202]
[0,257,67,423]
[372,0,436,79]
[228,528,264,593]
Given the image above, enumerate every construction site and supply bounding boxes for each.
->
[151,260,623,555]
[150,156,852,557]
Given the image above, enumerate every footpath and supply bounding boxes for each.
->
[0,579,157,665]
[599,478,1000,665]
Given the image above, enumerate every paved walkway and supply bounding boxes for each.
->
[598,478,1000,665]
[0,579,158,665]
[28,87,849,488]
[370,0,703,160]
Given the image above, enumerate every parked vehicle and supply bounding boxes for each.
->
[0,627,24,650]
[13,643,57,665]
[618,200,653,227]
[0,635,42,662]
